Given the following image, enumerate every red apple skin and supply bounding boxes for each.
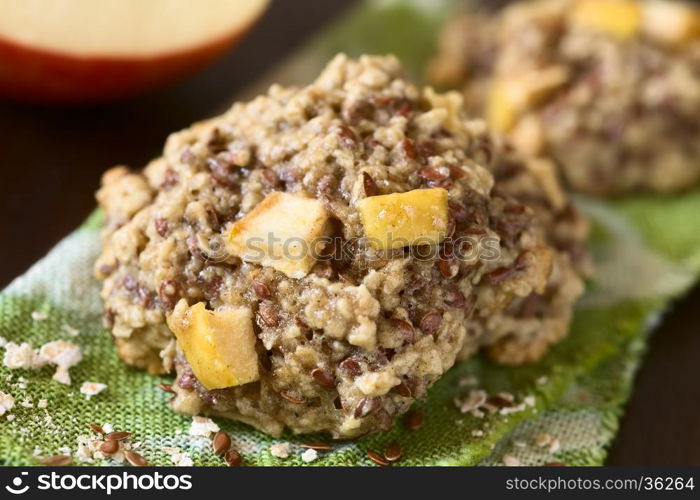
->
[0,19,259,104]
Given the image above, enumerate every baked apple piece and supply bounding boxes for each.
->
[167,301,259,390]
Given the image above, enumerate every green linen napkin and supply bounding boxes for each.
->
[2,0,700,466]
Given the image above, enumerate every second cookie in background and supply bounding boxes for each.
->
[430,0,700,196]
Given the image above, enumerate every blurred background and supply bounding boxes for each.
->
[0,0,698,465]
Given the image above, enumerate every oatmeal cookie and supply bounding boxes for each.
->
[430,0,700,196]
[95,54,555,438]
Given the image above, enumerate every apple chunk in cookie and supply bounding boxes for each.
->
[358,188,449,250]
[167,300,259,390]
[227,191,331,279]
[570,0,642,39]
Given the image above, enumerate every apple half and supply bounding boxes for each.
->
[0,0,269,103]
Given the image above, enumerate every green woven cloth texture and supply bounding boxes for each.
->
[2,0,700,466]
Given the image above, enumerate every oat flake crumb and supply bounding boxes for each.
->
[535,433,554,448]
[270,442,291,459]
[189,416,220,437]
[499,401,527,415]
[37,399,48,409]
[502,453,522,466]
[454,389,487,413]
[549,437,561,454]
[3,342,45,370]
[301,448,318,463]
[39,341,82,385]
[176,454,194,467]
[31,311,48,321]
[163,447,193,466]
[6,414,15,421]
[471,429,484,437]
[80,382,107,399]
[62,324,80,337]
[0,391,15,416]
[458,376,478,387]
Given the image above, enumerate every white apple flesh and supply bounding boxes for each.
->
[0,0,269,103]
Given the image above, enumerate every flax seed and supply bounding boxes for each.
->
[438,257,457,279]
[257,302,279,328]
[419,312,442,334]
[225,450,243,467]
[252,280,271,300]
[394,381,413,398]
[212,432,231,456]
[362,172,379,197]
[100,439,119,455]
[404,408,424,430]
[367,449,390,466]
[418,165,450,181]
[280,391,306,404]
[105,431,131,441]
[354,397,381,419]
[124,450,148,466]
[89,423,104,433]
[384,442,402,462]
[339,357,362,377]
[301,442,332,451]
[392,318,417,344]
[158,383,175,393]
[311,368,336,389]
[38,455,72,466]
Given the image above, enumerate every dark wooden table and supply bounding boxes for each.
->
[1,0,698,466]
